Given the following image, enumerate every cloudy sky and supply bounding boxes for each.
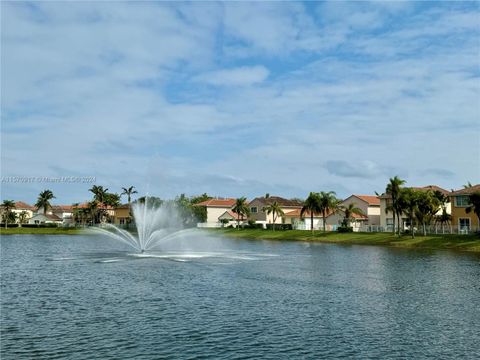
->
[1,1,479,204]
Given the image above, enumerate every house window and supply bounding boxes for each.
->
[455,196,471,207]
[250,207,258,213]
[459,218,470,230]
[119,218,125,225]
[386,218,394,226]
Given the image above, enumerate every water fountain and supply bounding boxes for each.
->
[90,198,195,253]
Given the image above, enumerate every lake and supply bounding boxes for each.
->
[1,234,479,359]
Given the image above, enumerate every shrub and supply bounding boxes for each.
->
[337,226,353,233]
[266,224,293,231]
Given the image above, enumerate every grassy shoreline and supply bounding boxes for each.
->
[0,227,85,235]
[211,228,480,253]
[1,227,479,253]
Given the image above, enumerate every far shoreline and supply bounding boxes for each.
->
[1,227,479,254]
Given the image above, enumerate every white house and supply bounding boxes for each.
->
[28,213,63,225]
[195,198,237,227]
[341,195,380,225]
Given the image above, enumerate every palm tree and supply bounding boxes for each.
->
[435,208,452,234]
[464,182,473,189]
[18,211,29,227]
[232,197,250,230]
[89,185,108,203]
[2,200,16,229]
[35,190,55,214]
[318,191,338,232]
[87,201,99,225]
[398,188,419,239]
[386,176,406,235]
[121,186,138,203]
[339,203,364,228]
[263,201,285,231]
[301,192,321,233]
[466,192,480,225]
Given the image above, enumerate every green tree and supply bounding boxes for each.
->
[190,193,211,223]
[89,185,108,203]
[398,188,419,239]
[415,191,441,236]
[2,200,16,228]
[339,203,364,228]
[466,192,480,225]
[435,208,452,234]
[318,191,338,232]
[301,192,321,233]
[18,211,29,227]
[386,176,406,235]
[35,190,56,214]
[263,201,285,231]
[232,197,250,230]
[121,186,138,203]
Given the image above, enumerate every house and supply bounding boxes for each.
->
[194,198,237,227]
[379,185,450,231]
[113,204,131,225]
[28,213,63,225]
[284,208,368,231]
[449,184,480,233]
[13,201,35,223]
[341,195,380,225]
[218,210,243,227]
[248,196,303,227]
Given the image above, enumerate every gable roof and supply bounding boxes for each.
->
[194,198,236,207]
[249,196,303,208]
[31,213,62,221]
[450,184,480,196]
[218,210,243,220]
[351,195,380,206]
[14,201,35,210]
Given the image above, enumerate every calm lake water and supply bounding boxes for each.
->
[1,234,480,359]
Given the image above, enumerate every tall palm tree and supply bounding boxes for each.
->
[318,191,338,232]
[2,200,16,229]
[232,197,249,230]
[339,203,364,228]
[263,201,285,231]
[386,176,406,235]
[121,186,138,203]
[466,192,480,225]
[301,192,321,233]
[464,182,473,189]
[87,201,99,225]
[89,185,108,204]
[398,188,419,239]
[35,190,55,214]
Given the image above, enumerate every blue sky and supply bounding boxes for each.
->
[1,1,479,204]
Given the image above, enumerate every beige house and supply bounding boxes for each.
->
[341,195,380,225]
[449,184,480,232]
[285,208,368,231]
[11,201,35,224]
[194,198,237,227]
[248,196,303,226]
[379,185,450,231]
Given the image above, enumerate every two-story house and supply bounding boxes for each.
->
[194,198,237,227]
[449,184,480,232]
[248,196,303,226]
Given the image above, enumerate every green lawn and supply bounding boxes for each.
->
[210,228,480,253]
[0,227,85,235]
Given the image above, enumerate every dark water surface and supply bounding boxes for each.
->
[1,234,479,359]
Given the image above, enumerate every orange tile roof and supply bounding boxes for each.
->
[223,210,243,220]
[353,195,380,206]
[194,198,236,207]
[14,201,35,210]
[450,184,480,195]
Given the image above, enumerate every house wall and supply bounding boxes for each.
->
[11,209,34,222]
[113,208,131,225]
[341,196,380,225]
[206,206,234,223]
[450,196,479,228]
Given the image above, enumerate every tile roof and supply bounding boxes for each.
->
[32,213,62,221]
[194,198,236,207]
[450,184,480,196]
[14,201,35,210]
[250,196,303,207]
[352,195,380,206]
[220,210,244,220]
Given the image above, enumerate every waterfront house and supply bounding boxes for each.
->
[449,184,480,233]
[284,208,368,231]
[113,204,131,225]
[28,213,63,225]
[341,195,380,225]
[379,185,450,231]
[194,198,237,227]
[248,196,303,227]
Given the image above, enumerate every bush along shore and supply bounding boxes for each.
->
[0,226,85,235]
[211,228,480,253]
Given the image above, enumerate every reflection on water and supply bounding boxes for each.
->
[1,235,479,359]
